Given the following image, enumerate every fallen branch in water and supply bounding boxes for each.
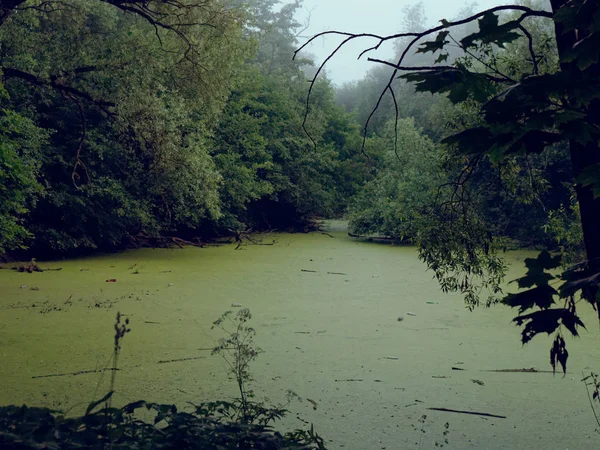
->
[32,367,127,379]
[327,272,347,275]
[484,368,547,373]
[301,269,317,273]
[157,356,206,364]
[334,379,363,382]
[428,407,506,419]
[347,232,396,241]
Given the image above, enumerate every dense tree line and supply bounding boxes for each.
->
[0,0,376,255]
[0,0,594,305]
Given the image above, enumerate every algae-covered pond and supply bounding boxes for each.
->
[1,222,598,449]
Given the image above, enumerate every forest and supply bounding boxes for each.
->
[1,0,599,448]
[0,0,582,260]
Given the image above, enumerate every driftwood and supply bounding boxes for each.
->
[33,367,119,379]
[11,259,59,273]
[334,379,363,382]
[130,233,205,249]
[428,407,506,419]
[484,368,547,373]
[327,271,347,275]
[157,356,206,364]
[301,269,317,273]
[451,367,551,373]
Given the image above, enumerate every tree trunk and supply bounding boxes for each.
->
[551,0,600,271]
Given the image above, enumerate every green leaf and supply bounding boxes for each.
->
[435,52,449,64]
[461,13,521,49]
[513,309,563,344]
[441,127,494,154]
[524,250,562,272]
[561,310,586,337]
[576,164,600,198]
[502,285,557,313]
[416,31,449,54]
[512,272,555,289]
[401,69,493,104]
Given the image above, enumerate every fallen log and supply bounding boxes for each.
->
[347,232,396,241]
[157,356,206,364]
[484,368,548,373]
[428,407,506,419]
[33,367,119,379]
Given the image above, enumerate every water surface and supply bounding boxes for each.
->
[1,222,598,449]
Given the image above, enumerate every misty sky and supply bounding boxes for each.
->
[295,0,507,86]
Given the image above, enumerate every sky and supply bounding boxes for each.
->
[294,0,507,86]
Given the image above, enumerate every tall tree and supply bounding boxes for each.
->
[302,0,600,370]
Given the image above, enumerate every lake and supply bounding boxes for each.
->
[0,221,598,449]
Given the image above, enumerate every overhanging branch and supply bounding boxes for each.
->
[3,67,116,110]
[296,4,553,152]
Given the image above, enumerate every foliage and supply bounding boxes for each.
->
[0,400,323,449]
[347,118,444,241]
[500,250,600,374]
[212,308,264,423]
[0,82,45,253]
[544,197,585,264]
[0,0,375,254]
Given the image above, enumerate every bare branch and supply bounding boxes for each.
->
[67,95,90,189]
[297,4,553,151]
[519,24,538,75]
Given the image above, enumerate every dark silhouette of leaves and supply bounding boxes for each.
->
[524,250,562,272]
[416,31,449,54]
[560,270,600,298]
[401,68,494,104]
[550,336,568,375]
[460,12,521,49]
[514,308,585,345]
[513,309,563,344]
[502,285,557,313]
